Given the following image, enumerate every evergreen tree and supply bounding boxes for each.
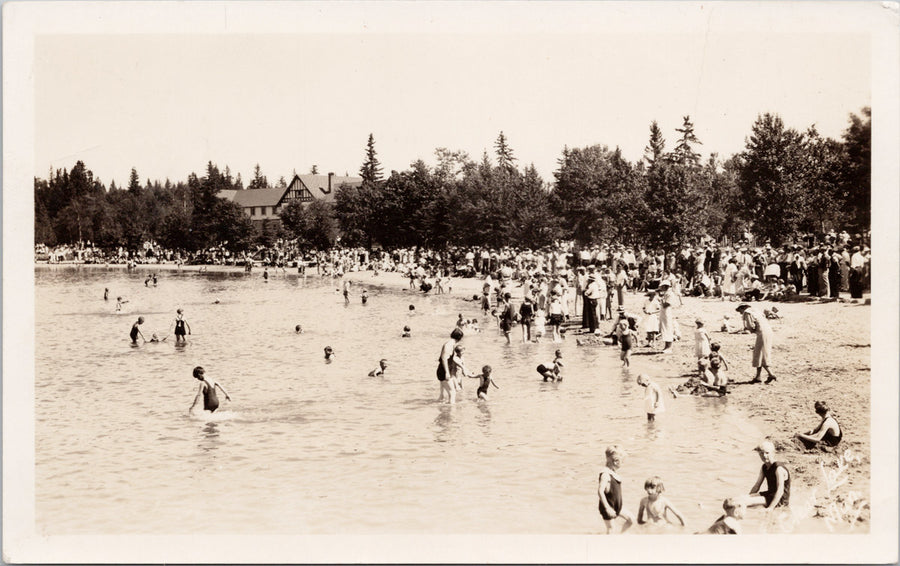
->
[310,164,319,175]
[840,107,871,232]
[644,121,666,165]
[494,131,517,174]
[248,163,268,189]
[127,167,141,194]
[672,115,702,167]
[359,133,384,185]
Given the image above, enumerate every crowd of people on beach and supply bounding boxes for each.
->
[85,226,862,534]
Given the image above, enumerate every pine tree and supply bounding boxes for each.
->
[359,133,383,184]
[494,131,517,174]
[310,164,319,175]
[644,121,666,164]
[249,164,268,189]
[673,115,702,167]
[127,167,141,194]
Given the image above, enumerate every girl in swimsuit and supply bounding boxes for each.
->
[468,365,498,400]
[636,476,686,527]
[190,366,231,414]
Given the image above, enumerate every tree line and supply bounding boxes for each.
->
[34,109,870,253]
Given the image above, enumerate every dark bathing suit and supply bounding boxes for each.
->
[598,471,623,520]
[708,515,738,534]
[436,361,447,382]
[130,325,139,342]
[174,318,186,336]
[799,416,842,449]
[202,381,219,412]
[477,378,490,397]
[760,462,791,507]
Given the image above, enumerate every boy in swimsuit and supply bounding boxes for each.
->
[637,476,685,527]
[468,365,498,400]
[739,440,791,510]
[368,359,388,377]
[116,296,128,312]
[703,498,744,534]
[130,317,146,344]
[598,445,634,534]
[189,366,231,414]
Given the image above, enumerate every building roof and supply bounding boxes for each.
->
[218,189,238,202]
[290,174,363,203]
[231,187,289,208]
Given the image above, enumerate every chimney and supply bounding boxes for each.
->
[327,172,334,194]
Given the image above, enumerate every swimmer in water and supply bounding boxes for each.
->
[130,316,146,344]
[189,366,231,414]
[401,325,411,338]
[324,346,335,361]
[361,289,368,304]
[116,296,128,313]
[295,324,304,334]
[104,288,109,301]
[368,359,388,377]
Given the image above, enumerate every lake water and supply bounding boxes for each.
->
[35,266,821,535]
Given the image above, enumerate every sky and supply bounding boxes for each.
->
[32,4,872,188]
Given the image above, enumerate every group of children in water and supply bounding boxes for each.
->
[598,444,745,535]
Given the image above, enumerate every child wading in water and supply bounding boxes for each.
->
[537,349,564,381]
[637,374,664,421]
[598,445,634,534]
[189,366,231,414]
[173,308,191,344]
[637,476,686,527]
[468,365,499,400]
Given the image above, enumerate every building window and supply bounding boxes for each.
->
[261,206,268,216]
[250,207,256,216]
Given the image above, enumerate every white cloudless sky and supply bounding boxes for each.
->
[33,3,871,187]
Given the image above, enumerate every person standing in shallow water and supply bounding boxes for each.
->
[437,328,464,404]
[130,316,146,344]
[172,308,191,344]
[190,366,231,414]
[598,444,634,534]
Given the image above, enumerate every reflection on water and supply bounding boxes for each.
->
[34,266,817,535]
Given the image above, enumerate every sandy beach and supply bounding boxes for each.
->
[345,269,871,526]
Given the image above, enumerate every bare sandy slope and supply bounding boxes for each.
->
[345,269,871,525]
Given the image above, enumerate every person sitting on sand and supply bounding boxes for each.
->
[637,476,686,527]
[189,366,231,414]
[368,359,388,377]
[703,498,744,534]
[737,440,791,510]
[795,401,842,450]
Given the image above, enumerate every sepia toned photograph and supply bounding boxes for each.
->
[4,1,898,563]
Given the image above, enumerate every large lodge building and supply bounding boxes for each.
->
[218,172,363,231]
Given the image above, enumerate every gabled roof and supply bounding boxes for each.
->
[218,189,238,202]
[231,187,289,208]
[289,174,363,203]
